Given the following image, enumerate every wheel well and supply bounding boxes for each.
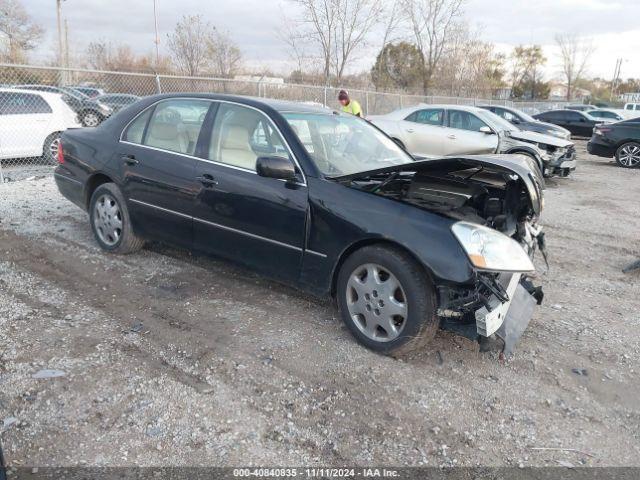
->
[84,173,113,209]
[616,139,640,151]
[507,148,543,169]
[330,239,434,297]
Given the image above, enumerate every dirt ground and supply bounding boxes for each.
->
[0,140,639,468]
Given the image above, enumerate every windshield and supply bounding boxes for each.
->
[515,109,536,122]
[477,109,519,132]
[282,112,413,177]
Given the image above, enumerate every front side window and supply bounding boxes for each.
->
[208,103,289,171]
[282,112,413,177]
[144,99,210,155]
[448,110,489,132]
[0,92,52,115]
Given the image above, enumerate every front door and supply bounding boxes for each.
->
[118,98,211,246]
[192,102,308,283]
[442,109,498,155]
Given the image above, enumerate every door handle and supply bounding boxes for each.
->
[196,174,219,187]
[447,134,456,139]
[121,154,138,166]
[406,128,415,133]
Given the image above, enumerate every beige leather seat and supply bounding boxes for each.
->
[218,124,257,170]
[146,122,190,154]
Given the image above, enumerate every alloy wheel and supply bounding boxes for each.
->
[346,263,408,342]
[83,112,100,127]
[49,137,60,159]
[618,144,640,167]
[93,193,123,246]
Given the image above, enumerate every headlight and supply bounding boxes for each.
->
[451,222,535,272]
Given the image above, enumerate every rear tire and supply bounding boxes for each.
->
[89,183,144,254]
[336,245,439,355]
[42,132,61,165]
[615,142,640,168]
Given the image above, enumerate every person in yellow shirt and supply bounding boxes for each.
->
[338,90,362,117]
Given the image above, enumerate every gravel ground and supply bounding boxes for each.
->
[0,140,639,468]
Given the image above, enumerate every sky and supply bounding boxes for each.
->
[21,0,640,81]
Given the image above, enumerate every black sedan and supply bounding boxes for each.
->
[479,105,571,140]
[15,84,112,127]
[95,93,141,113]
[54,94,544,355]
[588,120,640,168]
[533,109,602,137]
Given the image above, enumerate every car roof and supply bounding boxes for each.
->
[0,87,62,101]
[135,93,336,115]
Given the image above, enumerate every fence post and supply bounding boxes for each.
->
[323,86,328,107]
[365,91,369,116]
[0,162,4,184]
[155,74,162,94]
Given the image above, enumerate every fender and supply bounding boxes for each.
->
[503,146,545,172]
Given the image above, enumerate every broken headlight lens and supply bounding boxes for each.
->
[451,222,535,273]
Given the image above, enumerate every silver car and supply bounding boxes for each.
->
[369,104,577,177]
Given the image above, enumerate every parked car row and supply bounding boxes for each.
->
[369,104,576,177]
[588,119,640,168]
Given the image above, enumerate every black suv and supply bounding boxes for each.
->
[533,109,602,137]
[15,84,112,127]
[588,120,640,168]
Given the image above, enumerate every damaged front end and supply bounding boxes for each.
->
[336,155,547,354]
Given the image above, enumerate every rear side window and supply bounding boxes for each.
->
[0,92,52,115]
[566,111,582,121]
[144,99,210,155]
[406,108,444,126]
[447,110,488,132]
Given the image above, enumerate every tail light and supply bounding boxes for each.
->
[594,127,611,136]
[57,141,65,164]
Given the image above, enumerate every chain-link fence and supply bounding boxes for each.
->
[0,63,568,182]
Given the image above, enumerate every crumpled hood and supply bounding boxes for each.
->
[508,129,573,147]
[333,155,545,215]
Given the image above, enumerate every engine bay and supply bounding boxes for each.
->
[351,166,537,239]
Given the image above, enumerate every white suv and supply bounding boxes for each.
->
[0,88,81,163]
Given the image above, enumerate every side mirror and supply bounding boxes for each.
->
[256,156,297,181]
[579,118,586,123]
[479,126,494,134]
[511,117,521,124]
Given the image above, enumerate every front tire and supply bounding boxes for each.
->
[89,183,144,254]
[615,142,640,168]
[336,245,439,355]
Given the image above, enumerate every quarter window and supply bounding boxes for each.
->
[208,103,290,171]
[0,92,52,115]
[447,110,489,132]
[123,108,152,144]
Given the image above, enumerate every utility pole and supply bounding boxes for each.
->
[56,0,63,65]
[610,58,623,102]
[153,0,160,70]
[64,18,70,69]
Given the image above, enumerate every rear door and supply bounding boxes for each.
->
[192,101,308,283]
[118,98,211,247]
[442,109,498,155]
[0,91,53,159]
[399,108,445,155]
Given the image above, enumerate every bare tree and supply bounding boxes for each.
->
[166,15,212,76]
[0,0,43,63]
[208,28,242,78]
[286,0,382,83]
[555,33,595,101]
[401,0,465,94]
